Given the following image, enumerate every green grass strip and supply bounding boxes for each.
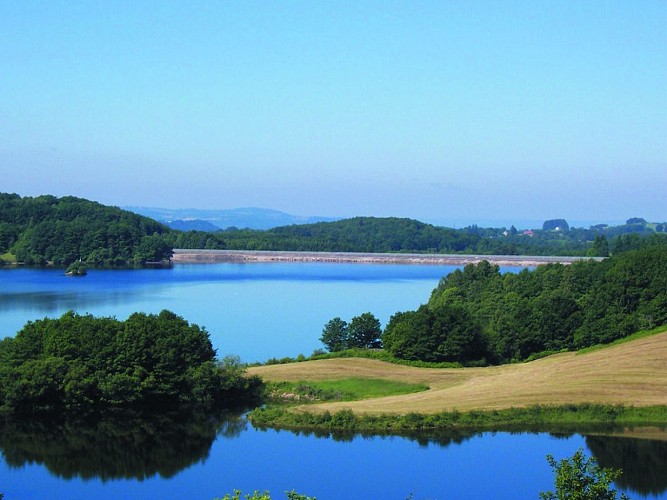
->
[249,404,667,433]
[267,378,428,403]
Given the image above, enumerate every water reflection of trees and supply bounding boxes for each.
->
[0,409,247,480]
[254,423,667,496]
[258,425,484,447]
[585,433,667,497]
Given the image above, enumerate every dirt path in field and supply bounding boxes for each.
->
[249,331,667,415]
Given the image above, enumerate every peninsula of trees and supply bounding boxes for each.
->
[320,237,667,365]
[0,310,262,414]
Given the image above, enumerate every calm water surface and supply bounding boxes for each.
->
[0,263,665,499]
[1,262,476,362]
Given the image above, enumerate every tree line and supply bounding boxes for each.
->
[0,310,262,414]
[1,192,664,267]
[320,236,667,365]
[208,216,666,257]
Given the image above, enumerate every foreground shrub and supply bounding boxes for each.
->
[540,449,629,499]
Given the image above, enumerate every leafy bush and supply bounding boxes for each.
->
[540,449,629,499]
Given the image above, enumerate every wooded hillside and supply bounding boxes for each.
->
[382,239,667,364]
[1,192,664,265]
[0,193,172,266]
[198,216,667,257]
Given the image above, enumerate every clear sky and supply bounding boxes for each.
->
[1,1,665,226]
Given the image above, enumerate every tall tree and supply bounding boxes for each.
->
[348,313,382,349]
[590,235,609,257]
[320,317,349,352]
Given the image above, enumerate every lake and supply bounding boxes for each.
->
[1,263,665,499]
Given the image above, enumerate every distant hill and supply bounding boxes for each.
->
[213,216,667,257]
[162,219,222,232]
[2,193,664,265]
[124,206,338,231]
[0,193,172,266]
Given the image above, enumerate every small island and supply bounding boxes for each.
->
[65,261,88,276]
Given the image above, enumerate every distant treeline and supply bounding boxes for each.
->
[1,193,665,267]
[379,237,667,365]
[171,216,667,257]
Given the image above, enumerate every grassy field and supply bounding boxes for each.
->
[249,330,667,415]
[267,378,429,403]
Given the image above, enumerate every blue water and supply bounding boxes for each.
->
[0,263,665,499]
[0,427,588,499]
[0,263,470,363]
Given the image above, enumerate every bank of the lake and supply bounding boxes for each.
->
[248,331,667,432]
[249,404,667,436]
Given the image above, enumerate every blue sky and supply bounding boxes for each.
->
[1,1,665,226]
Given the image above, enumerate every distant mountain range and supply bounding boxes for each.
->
[124,206,338,231]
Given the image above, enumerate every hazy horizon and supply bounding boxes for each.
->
[128,203,630,229]
[2,2,665,222]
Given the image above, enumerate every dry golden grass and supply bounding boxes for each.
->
[249,331,667,415]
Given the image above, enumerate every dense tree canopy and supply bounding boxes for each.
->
[319,313,382,352]
[0,310,261,413]
[0,193,172,266]
[542,219,570,232]
[348,313,382,349]
[540,449,629,500]
[383,304,485,363]
[380,237,667,365]
[320,317,349,352]
[204,216,666,257]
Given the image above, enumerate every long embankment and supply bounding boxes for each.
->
[172,249,598,267]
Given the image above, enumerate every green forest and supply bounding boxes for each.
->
[0,310,262,414]
[1,193,665,268]
[192,216,666,257]
[0,193,172,266]
[377,237,667,364]
[318,236,667,366]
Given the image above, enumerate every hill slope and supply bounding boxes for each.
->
[249,331,667,414]
[0,193,172,266]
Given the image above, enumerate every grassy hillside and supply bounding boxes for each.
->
[249,330,667,415]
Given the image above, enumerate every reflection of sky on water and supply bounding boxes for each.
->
[1,265,665,499]
[0,263,525,361]
[0,289,147,313]
[0,263,465,360]
[3,420,663,499]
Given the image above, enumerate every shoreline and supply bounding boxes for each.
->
[172,249,599,267]
[247,331,667,431]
